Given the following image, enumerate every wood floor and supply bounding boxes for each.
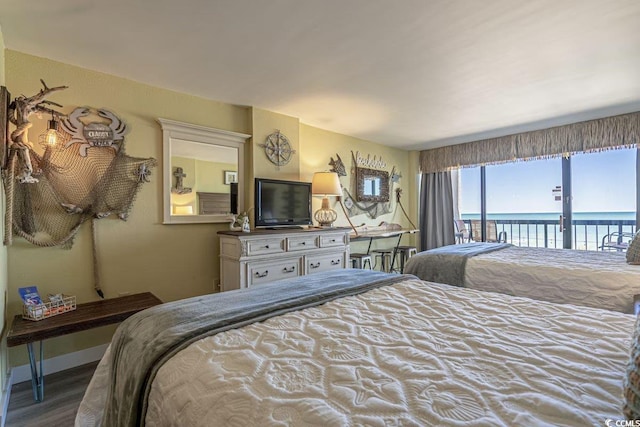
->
[5,362,98,427]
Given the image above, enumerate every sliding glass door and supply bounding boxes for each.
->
[457,147,638,251]
[570,148,637,250]
[486,158,563,247]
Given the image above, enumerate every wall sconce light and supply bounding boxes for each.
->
[45,114,60,147]
[173,205,194,215]
[311,172,342,227]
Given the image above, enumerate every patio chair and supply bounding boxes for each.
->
[454,219,470,243]
[470,220,507,243]
[600,231,635,252]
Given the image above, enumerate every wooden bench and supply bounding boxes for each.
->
[7,292,162,402]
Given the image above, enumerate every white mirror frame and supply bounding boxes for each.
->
[158,118,250,224]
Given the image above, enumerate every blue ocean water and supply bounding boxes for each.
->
[461,211,636,221]
[460,211,636,250]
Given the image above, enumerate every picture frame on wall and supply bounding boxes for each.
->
[224,170,238,185]
[0,86,9,170]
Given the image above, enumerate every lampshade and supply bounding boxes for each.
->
[312,172,342,196]
[173,205,194,215]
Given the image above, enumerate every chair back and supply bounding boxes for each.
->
[470,220,506,243]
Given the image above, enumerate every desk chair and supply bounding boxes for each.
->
[394,245,417,273]
[350,253,373,269]
[373,249,395,272]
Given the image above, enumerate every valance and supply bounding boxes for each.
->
[419,111,640,173]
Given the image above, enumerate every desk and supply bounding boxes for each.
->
[350,228,419,271]
[7,292,162,402]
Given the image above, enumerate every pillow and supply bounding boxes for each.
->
[626,231,640,265]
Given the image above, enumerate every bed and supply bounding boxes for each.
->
[404,243,640,313]
[76,269,636,426]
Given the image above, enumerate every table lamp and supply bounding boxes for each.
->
[311,172,342,227]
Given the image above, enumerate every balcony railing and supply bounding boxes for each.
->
[463,219,636,251]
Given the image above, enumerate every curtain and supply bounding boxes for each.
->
[419,111,640,173]
[420,171,455,250]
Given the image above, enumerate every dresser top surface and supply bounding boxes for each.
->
[218,227,351,237]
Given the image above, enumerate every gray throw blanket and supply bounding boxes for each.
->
[102,269,415,427]
[404,242,511,287]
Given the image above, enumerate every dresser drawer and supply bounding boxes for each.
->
[319,233,347,248]
[306,253,345,275]
[246,238,285,256]
[287,236,319,251]
[248,258,302,286]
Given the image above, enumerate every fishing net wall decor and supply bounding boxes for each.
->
[2,81,156,297]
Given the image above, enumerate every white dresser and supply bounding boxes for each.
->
[218,228,351,291]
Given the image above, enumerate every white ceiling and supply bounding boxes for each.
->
[1,0,639,151]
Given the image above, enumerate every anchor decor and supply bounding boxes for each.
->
[171,166,192,194]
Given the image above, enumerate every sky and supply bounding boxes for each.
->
[460,147,636,214]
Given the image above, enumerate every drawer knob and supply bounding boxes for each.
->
[264,245,270,249]
[331,259,340,265]
[255,270,269,278]
[310,262,321,269]
[301,241,306,245]
[283,266,295,273]
[330,239,336,243]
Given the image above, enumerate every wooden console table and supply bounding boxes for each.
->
[7,292,162,402]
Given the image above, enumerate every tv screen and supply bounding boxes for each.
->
[255,178,312,228]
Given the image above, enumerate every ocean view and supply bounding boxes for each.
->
[460,211,636,250]
[461,211,636,221]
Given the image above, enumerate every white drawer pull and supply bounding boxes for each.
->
[331,259,340,265]
[255,270,269,278]
[283,266,296,273]
[310,262,321,269]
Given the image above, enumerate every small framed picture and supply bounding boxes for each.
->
[224,170,238,185]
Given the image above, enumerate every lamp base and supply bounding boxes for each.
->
[314,204,338,227]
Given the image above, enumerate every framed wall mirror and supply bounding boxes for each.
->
[356,167,389,202]
[159,118,250,224]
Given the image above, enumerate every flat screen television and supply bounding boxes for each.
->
[254,178,312,228]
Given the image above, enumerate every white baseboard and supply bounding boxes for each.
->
[11,343,109,385]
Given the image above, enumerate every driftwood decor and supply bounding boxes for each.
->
[0,87,9,170]
[8,79,68,183]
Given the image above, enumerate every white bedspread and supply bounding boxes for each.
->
[78,278,634,426]
[466,246,640,313]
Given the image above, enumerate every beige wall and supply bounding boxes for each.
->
[5,50,251,366]
[3,50,416,367]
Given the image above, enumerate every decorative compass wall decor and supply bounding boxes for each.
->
[259,130,295,167]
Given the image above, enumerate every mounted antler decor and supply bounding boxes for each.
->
[2,80,156,298]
